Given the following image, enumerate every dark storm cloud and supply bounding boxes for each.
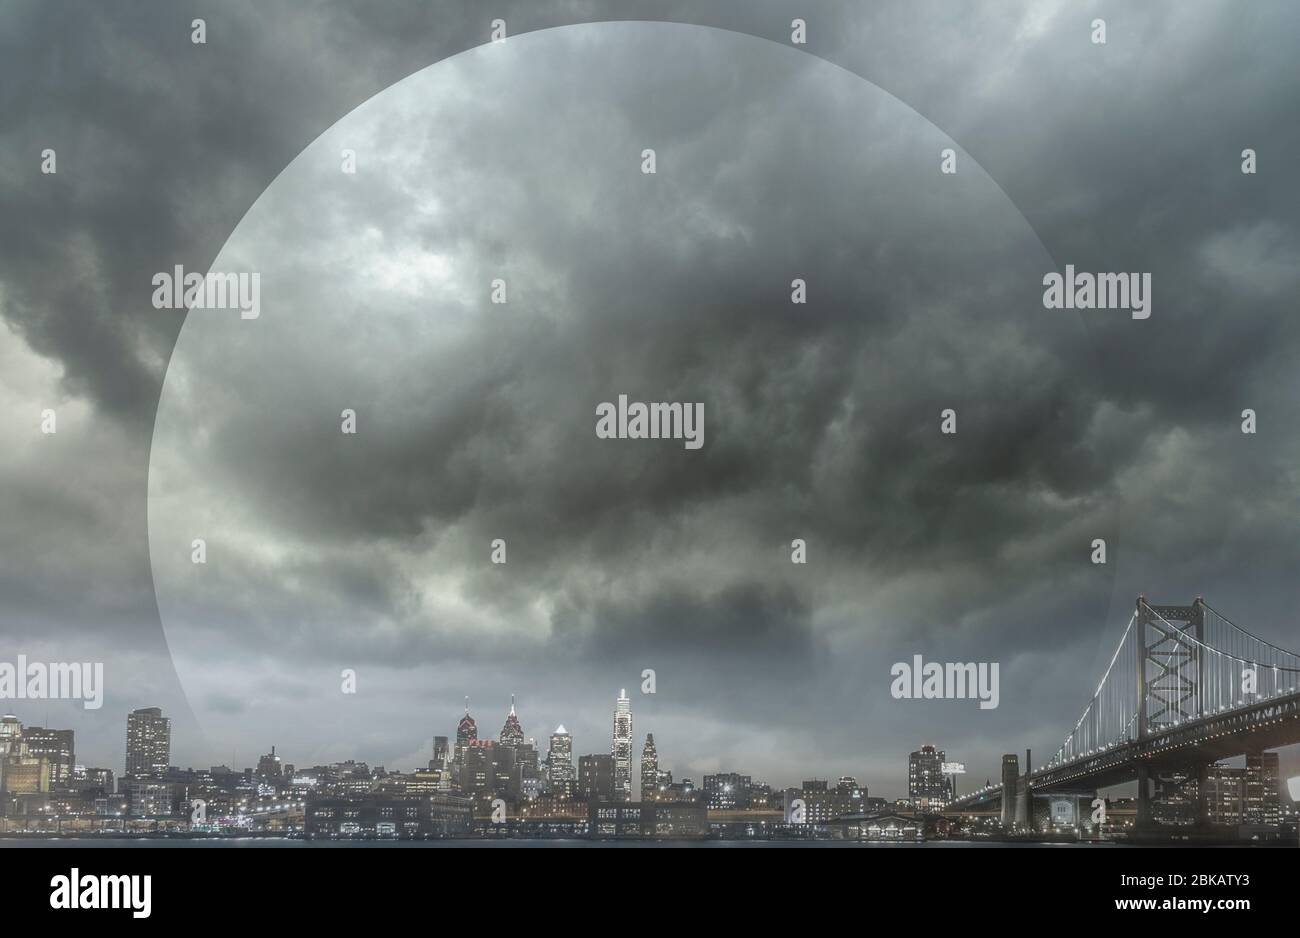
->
[2,1,1298,790]
[145,22,1077,693]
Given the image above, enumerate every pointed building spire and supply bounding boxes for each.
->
[500,694,524,746]
[456,697,478,747]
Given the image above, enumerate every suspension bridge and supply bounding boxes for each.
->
[951,597,1300,829]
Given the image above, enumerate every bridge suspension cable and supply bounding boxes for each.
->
[1143,602,1300,726]
[1050,612,1138,767]
[1047,600,1300,771]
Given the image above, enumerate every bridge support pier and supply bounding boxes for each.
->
[1135,765,1151,829]
[1000,753,1019,828]
[1015,749,1034,831]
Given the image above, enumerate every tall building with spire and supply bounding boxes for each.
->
[456,698,477,744]
[454,697,478,770]
[612,689,633,802]
[499,695,524,748]
[640,733,659,802]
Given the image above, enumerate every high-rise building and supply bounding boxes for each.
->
[125,707,170,778]
[512,740,541,800]
[1204,763,1245,825]
[640,734,658,802]
[908,745,950,811]
[548,725,575,787]
[499,696,524,748]
[459,740,495,796]
[1245,750,1281,824]
[579,753,615,802]
[490,741,517,798]
[0,718,52,795]
[454,697,478,769]
[0,715,22,757]
[21,727,74,786]
[612,689,633,802]
[432,736,450,770]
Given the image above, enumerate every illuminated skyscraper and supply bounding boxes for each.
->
[460,740,495,796]
[454,697,478,769]
[640,733,659,802]
[125,707,170,778]
[0,715,23,758]
[612,689,633,801]
[548,725,575,787]
[499,695,524,748]
[456,698,478,744]
[579,753,614,801]
[1245,750,1281,824]
[1204,763,1245,825]
[908,744,950,811]
[432,736,450,770]
[20,727,74,785]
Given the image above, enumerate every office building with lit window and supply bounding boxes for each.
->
[611,690,633,801]
[640,734,658,801]
[908,745,951,811]
[579,753,614,802]
[125,707,170,778]
[1245,751,1281,824]
[547,725,575,788]
[20,727,74,786]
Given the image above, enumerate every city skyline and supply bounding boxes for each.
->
[4,689,1295,815]
[3,692,1291,845]
[0,694,984,803]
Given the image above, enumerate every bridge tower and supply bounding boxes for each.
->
[1135,596,1209,828]
[1000,753,1018,828]
[1014,748,1034,831]
[1136,596,1204,739]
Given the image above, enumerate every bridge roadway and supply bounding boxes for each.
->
[952,686,1300,809]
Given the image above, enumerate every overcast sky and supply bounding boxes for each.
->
[2,1,1299,797]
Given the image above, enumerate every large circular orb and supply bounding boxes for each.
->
[148,22,1098,771]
